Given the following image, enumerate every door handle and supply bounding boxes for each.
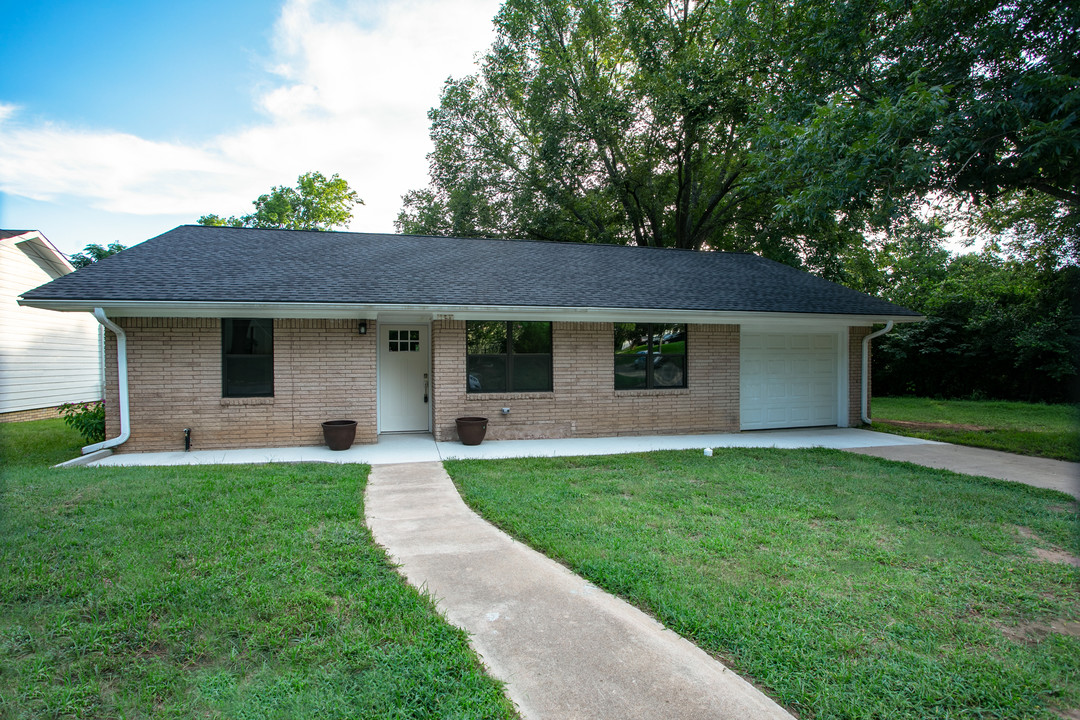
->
[424,374,429,403]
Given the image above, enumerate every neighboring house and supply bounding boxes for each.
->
[1,230,103,422]
[18,225,920,453]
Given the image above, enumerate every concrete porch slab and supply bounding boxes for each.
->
[84,427,934,467]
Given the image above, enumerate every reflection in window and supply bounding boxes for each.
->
[466,321,552,393]
[222,318,274,397]
[614,323,686,389]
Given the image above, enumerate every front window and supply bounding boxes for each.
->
[466,321,552,393]
[614,323,687,389]
[222,318,274,397]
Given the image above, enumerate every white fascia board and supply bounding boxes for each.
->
[15,299,924,326]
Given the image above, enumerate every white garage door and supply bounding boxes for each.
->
[740,333,838,430]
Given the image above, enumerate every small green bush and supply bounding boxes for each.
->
[58,401,105,444]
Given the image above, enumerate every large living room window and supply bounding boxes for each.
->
[222,318,274,397]
[614,323,687,389]
[466,321,552,393]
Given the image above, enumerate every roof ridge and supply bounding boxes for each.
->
[177,224,765,256]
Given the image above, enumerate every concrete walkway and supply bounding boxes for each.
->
[847,443,1080,499]
[366,462,793,720]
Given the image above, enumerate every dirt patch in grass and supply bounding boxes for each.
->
[878,418,992,432]
[1016,526,1080,567]
[1000,620,1080,644]
[1034,547,1080,567]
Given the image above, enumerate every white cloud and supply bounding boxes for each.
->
[0,0,500,233]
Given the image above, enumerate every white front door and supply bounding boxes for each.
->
[378,324,430,433]
[740,332,839,430]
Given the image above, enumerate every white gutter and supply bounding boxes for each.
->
[16,297,924,327]
[861,321,894,425]
[82,308,130,454]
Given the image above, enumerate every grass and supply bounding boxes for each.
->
[447,450,1080,720]
[871,397,1080,462]
[0,419,517,719]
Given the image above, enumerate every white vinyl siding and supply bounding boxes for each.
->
[740,332,838,430]
[0,237,103,413]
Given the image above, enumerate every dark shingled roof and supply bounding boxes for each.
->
[1,229,35,240]
[20,225,919,317]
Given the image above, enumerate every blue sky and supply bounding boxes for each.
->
[0,0,499,255]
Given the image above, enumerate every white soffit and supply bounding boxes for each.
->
[15,298,923,327]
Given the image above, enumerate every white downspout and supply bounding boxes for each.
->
[861,321,893,425]
[83,308,130,453]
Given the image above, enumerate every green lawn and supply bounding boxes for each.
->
[0,419,517,719]
[871,397,1079,461]
[447,450,1080,720]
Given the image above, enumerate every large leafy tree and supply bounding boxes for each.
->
[757,0,1079,257]
[399,0,840,260]
[402,0,1077,271]
[199,172,362,231]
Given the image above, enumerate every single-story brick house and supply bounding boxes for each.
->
[18,225,920,454]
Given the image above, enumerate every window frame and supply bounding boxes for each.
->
[613,323,688,390]
[221,318,274,398]
[466,320,553,394]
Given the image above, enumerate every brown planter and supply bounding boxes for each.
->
[455,417,489,446]
[322,420,357,451]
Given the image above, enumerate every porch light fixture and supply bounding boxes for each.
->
[358,321,367,335]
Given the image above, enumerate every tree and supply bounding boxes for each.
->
[398,0,850,263]
[754,0,1079,248]
[69,242,126,269]
[199,172,362,231]
[868,242,1079,403]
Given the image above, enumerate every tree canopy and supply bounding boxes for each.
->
[757,0,1079,261]
[398,0,822,260]
[69,242,126,269]
[399,0,1078,271]
[199,172,362,231]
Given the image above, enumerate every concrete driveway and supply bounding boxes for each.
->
[847,442,1080,499]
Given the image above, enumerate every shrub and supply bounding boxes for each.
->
[58,401,105,444]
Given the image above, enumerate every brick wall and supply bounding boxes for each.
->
[848,326,872,426]
[0,405,67,423]
[431,320,740,441]
[103,318,377,453]
[98,316,874,451]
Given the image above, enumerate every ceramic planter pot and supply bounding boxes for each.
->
[322,420,357,451]
[455,417,489,446]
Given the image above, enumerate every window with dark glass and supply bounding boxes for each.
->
[466,321,552,393]
[614,323,687,389]
[222,318,274,397]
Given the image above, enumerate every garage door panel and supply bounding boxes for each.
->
[766,382,787,399]
[789,381,811,399]
[789,407,811,423]
[741,332,839,430]
[766,407,790,423]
